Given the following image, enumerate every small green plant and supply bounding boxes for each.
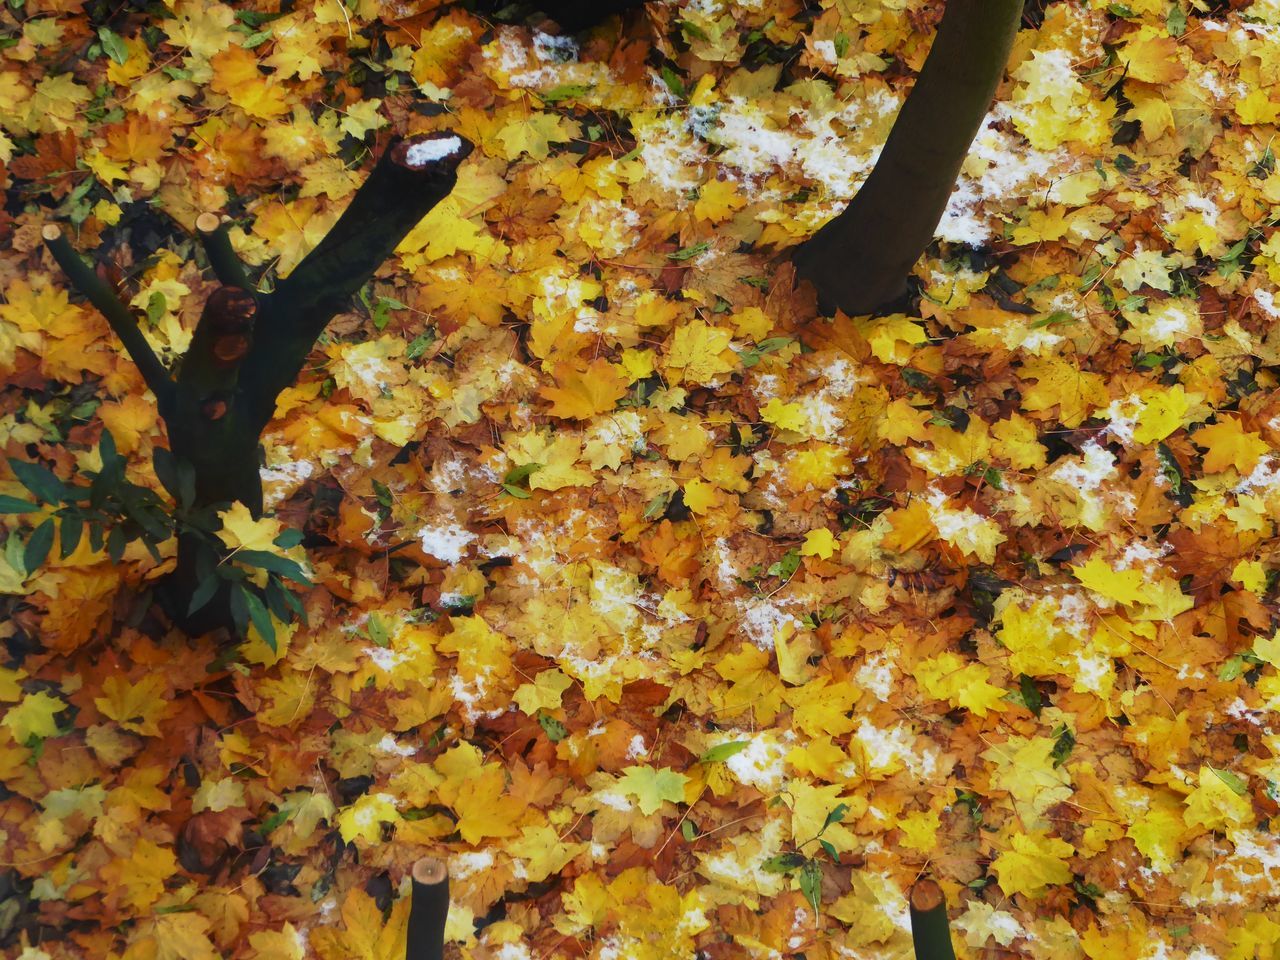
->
[759,803,849,912]
[2,430,309,649]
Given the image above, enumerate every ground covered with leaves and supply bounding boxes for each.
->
[4,0,1280,956]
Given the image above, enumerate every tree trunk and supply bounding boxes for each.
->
[45,133,473,630]
[791,0,1022,317]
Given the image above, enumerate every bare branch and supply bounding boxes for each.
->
[42,223,176,407]
[196,213,253,291]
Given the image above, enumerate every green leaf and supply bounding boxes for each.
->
[501,484,532,499]
[681,819,697,841]
[799,860,823,912]
[229,582,249,636]
[820,803,850,833]
[372,479,393,508]
[8,459,68,505]
[187,576,221,617]
[503,463,542,487]
[660,64,686,99]
[1030,310,1075,330]
[1019,674,1043,717]
[145,291,166,325]
[537,712,567,742]
[98,27,129,65]
[643,492,671,520]
[24,519,55,572]
[0,495,38,514]
[366,615,390,648]
[699,740,750,764]
[107,525,127,564]
[1210,765,1248,796]
[668,240,710,262]
[540,83,593,103]
[818,839,839,863]
[274,529,305,549]
[1166,3,1186,36]
[406,331,435,360]
[767,548,801,580]
[243,589,275,651]
[235,550,311,585]
[760,852,806,874]
[59,514,83,559]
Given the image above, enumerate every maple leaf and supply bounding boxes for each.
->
[991,830,1074,899]
[496,112,580,161]
[1194,418,1270,474]
[310,887,409,960]
[1,690,65,743]
[539,358,628,420]
[94,673,170,736]
[100,837,178,912]
[1183,765,1254,837]
[617,765,689,815]
[216,502,284,553]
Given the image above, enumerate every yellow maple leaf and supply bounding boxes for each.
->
[859,315,927,364]
[991,830,1074,899]
[1071,555,1146,606]
[1,690,65,743]
[801,528,837,560]
[94,674,170,737]
[337,792,401,844]
[1183,765,1254,836]
[210,45,289,119]
[310,886,410,960]
[539,359,628,420]
[496,111,580,161]
[1195,417,1270,474]
[512,668,573,715]
[1126,789,1185,872]
[665,320,737,385]
[914,653,1008,718]
[617,765,689,815]
[695,178,748,223]
[100,838,177,912]
[216,501,284,553]
[897,809,941,852]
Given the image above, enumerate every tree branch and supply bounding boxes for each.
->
[909,878,957,960]
[406,857,449,960]
[240,131,473,424]
[196,213,253,291]
[42,223,176,408]
[791,0,1022,316]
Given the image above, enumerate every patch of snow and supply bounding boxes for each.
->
[404,136,462,166]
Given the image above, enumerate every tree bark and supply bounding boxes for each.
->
[791,0,1022,317]
[44,132,472,629]
[406,858,449,960]
[908,878,957,960]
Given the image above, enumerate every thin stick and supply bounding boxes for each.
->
[196,213,253,291]
[42,224,175,404]
[406,857,449,960]
[909,878,957,960]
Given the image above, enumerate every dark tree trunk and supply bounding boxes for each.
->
[792,0,1023,317]
[44,132,473,629]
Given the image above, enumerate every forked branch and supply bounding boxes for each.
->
[42,224,175,408]
[792,0,1022,316]
[196,213,253,291]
